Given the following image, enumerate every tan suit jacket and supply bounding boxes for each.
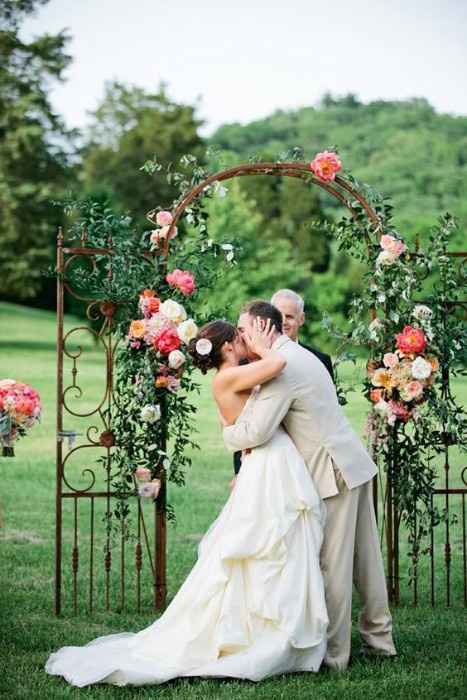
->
[223,335,377,499]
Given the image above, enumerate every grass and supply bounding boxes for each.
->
[0,300,466,699]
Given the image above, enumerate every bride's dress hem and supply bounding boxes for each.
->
[45,420,328,688]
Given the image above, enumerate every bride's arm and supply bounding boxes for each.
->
[215,318,286,393]
[216,351,286,393]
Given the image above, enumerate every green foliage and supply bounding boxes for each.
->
[0,0,74,300]
[210,95,467,248]
[195,179,311,316]
[81,82,205,225]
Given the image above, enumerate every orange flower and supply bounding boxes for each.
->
[370,388,384,403]
[426,355,439,372]
[155,376,169,389]
[129,319,146,339]
[142,289,156,297]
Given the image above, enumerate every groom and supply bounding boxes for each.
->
[223,300,396,671]
[232,289,334,475]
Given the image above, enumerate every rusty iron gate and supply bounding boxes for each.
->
[55,228,166,615]
[54,164,466,614]
[384,251,467,607]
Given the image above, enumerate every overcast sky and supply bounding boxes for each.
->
[23,0,467,134]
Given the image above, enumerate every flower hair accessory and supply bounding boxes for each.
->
[196,338,212,356]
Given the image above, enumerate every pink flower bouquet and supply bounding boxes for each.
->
[0,379,42,456]
[367,324,438,426]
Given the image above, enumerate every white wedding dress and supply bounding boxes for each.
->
[46,392,328,687]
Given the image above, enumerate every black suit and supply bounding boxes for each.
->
[233,342,334,474]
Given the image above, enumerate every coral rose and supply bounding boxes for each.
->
[310,151,342,182]
[154,326,181,354]
[395,325,427,354]
[370,388,384,403]
[139,291,160,318]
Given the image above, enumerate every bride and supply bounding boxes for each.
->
[46,318,328,687]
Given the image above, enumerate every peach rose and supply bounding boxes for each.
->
[396,326,427,354]
[371,368,394,390]
[380,234,406,257]
[400,380,424,402]
[129,319,146,339]
[310,151,342,182]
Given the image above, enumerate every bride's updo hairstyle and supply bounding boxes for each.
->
[188,320,237,374]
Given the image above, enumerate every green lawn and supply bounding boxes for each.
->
[0,301,466,699]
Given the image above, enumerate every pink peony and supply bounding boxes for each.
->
[166,269,196,296]
[396,326,427,355]
[156,211,173,226]
[389,400,411,423]
[310,151,342,182]
[167,376,181,393]
[380,234,406,257]
[154,326,181,354]
[383,353,399,369]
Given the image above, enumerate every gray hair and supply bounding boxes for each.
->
[270,289,304,314]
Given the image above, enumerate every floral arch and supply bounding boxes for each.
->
[49,150,465,615]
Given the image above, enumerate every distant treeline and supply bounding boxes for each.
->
[1,2,466,348]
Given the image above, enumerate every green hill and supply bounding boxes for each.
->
[210,95,467,246]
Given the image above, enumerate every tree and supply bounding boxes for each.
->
[81,82,205,224]
[0,0,75,301]
[197,179,312,317]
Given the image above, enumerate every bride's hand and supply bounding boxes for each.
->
[243,317,276,358]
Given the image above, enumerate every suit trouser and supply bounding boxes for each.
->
[320,472,396,670]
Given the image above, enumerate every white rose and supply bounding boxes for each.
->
[412,305,432,321]
[376,250,398,267]
[221,243,235,262]
[374,399,391,417]
[159,299,187,325]
[140,404,161,424]
[196,338,212,355]
[168,349,185,369]
[177,319,198,345]
[411,357,432,380]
